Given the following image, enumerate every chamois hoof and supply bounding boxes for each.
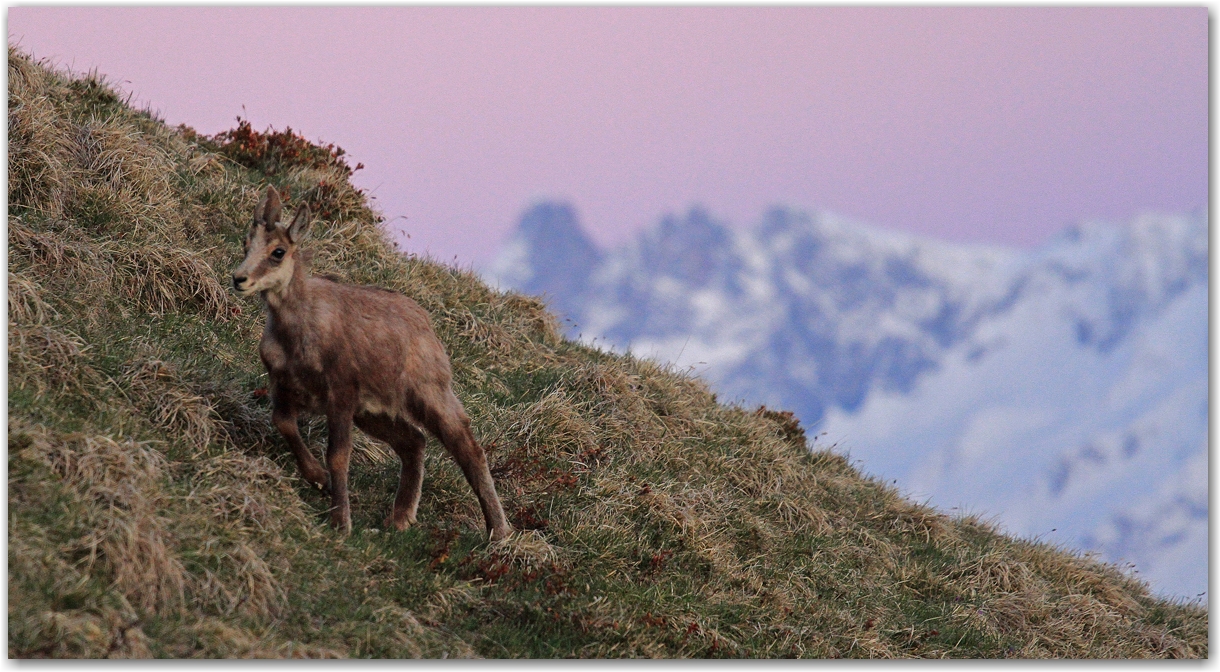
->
[489,525,515,542]
[329,513,352,536]
[304,472,330,494]
[382,514,414,532]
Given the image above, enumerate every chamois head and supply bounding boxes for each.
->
[232,185,311,298]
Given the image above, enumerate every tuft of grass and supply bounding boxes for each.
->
[8,46,1207,659]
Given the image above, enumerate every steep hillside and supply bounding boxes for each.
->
[7,49,1207,658]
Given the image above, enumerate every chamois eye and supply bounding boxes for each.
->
[271,248,286,260]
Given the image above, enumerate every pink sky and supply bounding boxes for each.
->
[7,7,1207,265]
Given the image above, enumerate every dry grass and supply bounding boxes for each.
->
[8,46,1206,659]
[8,49,76,218]
[119,349,224,453]
[8,269,58,324]
[8,417,462,658]
[38,429,187,613]
[8,322,101,394]
[9,424,177,656]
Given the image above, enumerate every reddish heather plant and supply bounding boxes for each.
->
[208,117,363,178]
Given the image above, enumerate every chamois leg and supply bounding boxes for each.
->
[272,405,329,490]
[325,407,356,535]
[355,414,426,531]
[423,392,513,541]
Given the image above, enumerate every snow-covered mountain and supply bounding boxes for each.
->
[484,203,1208,601]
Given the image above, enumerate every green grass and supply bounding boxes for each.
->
[7,46,1207,658]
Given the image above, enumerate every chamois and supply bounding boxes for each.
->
[232,185,512,540]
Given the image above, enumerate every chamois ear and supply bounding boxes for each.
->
[254,185,282,230]
[252,191,268,229]
[286,203,311,243]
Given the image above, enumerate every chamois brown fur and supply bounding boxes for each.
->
[232,185,512,539]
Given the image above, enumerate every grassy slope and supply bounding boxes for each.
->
[7,48,1207,659]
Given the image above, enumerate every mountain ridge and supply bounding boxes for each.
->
[486,201,1208,601]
